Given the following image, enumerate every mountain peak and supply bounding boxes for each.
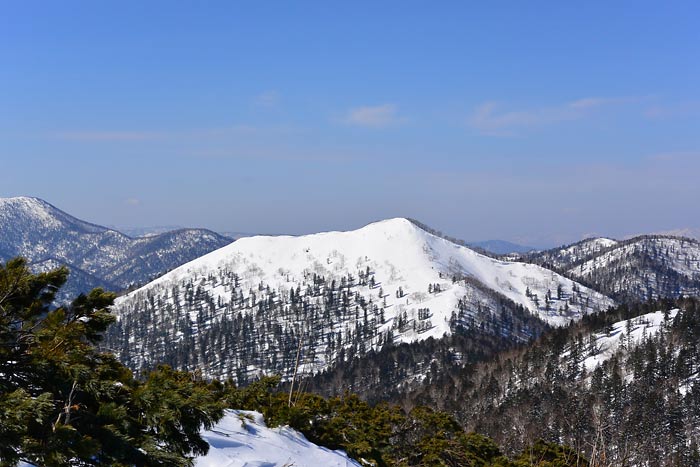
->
[0,195,45,204]
[357,217,428,238]
[306,217,418,237]
[0,195,54,214]
[368,217,414,228]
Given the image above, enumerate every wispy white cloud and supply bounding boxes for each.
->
[192,125,259,137]
[184,145,360,163]
[643,100,700,119]
[124,198,142,206]
[342,104,402,128]
[645,150,700,162]
[569,96,639,109]
[467,102,575,135]
[50,125,261,142]
[468,96,640,135]
[53,131,165,141]
[254,90,280,108]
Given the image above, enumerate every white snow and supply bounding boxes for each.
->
[581,309,678,372]
[546,237,619,268]
[119,218,613,332]
[592,238,618,249]
[562,237,618,255]
[195,410,361,467]
[18,410,359,467]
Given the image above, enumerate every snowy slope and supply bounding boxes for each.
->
[195,410,361,467]
[109,218,613,382]
[525,237,619,270]
[478,308,680,405]
[578,309,678,372]
[570,237,699,282]
[18,410,359,467]
[0,196,232,300]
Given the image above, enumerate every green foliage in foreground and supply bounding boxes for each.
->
[226,375,587,467]
[0,258,225,467]
[0,257,586,467]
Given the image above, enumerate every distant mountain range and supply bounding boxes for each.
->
[521,235,700,302]
[645,227,700,241]
[0,197,232,302]
[118,225,254,241]
[468,239,536,255]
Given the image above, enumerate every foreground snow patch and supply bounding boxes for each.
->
[196,410,361,467]
[18,410,360,467]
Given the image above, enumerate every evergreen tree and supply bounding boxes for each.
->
[0,258,225,467]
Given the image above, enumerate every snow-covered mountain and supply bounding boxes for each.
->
[525,237,619,269]
[117,225,190,238]
[524,235,700,301]
[107,218,613,384]
[0,196,232,301]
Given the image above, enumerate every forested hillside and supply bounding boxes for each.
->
[0,196,231,301]
[407,297,700,466]
[523,235,700,302]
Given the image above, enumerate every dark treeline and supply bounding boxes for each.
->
[301,328,532,405]
[0,258,225,467]
[290,280,551,403]
[228,375,587,467]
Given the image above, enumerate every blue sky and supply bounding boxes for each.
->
[1,1,698,246]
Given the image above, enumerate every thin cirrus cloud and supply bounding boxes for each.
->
[49,126,260,142]
[643,100,700,119]
[341,104,402,128]
[468,96,639,135]
[52,131,165,142]
[568,96,638,109]
[124,198,142,206]
[253,90,280,108]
